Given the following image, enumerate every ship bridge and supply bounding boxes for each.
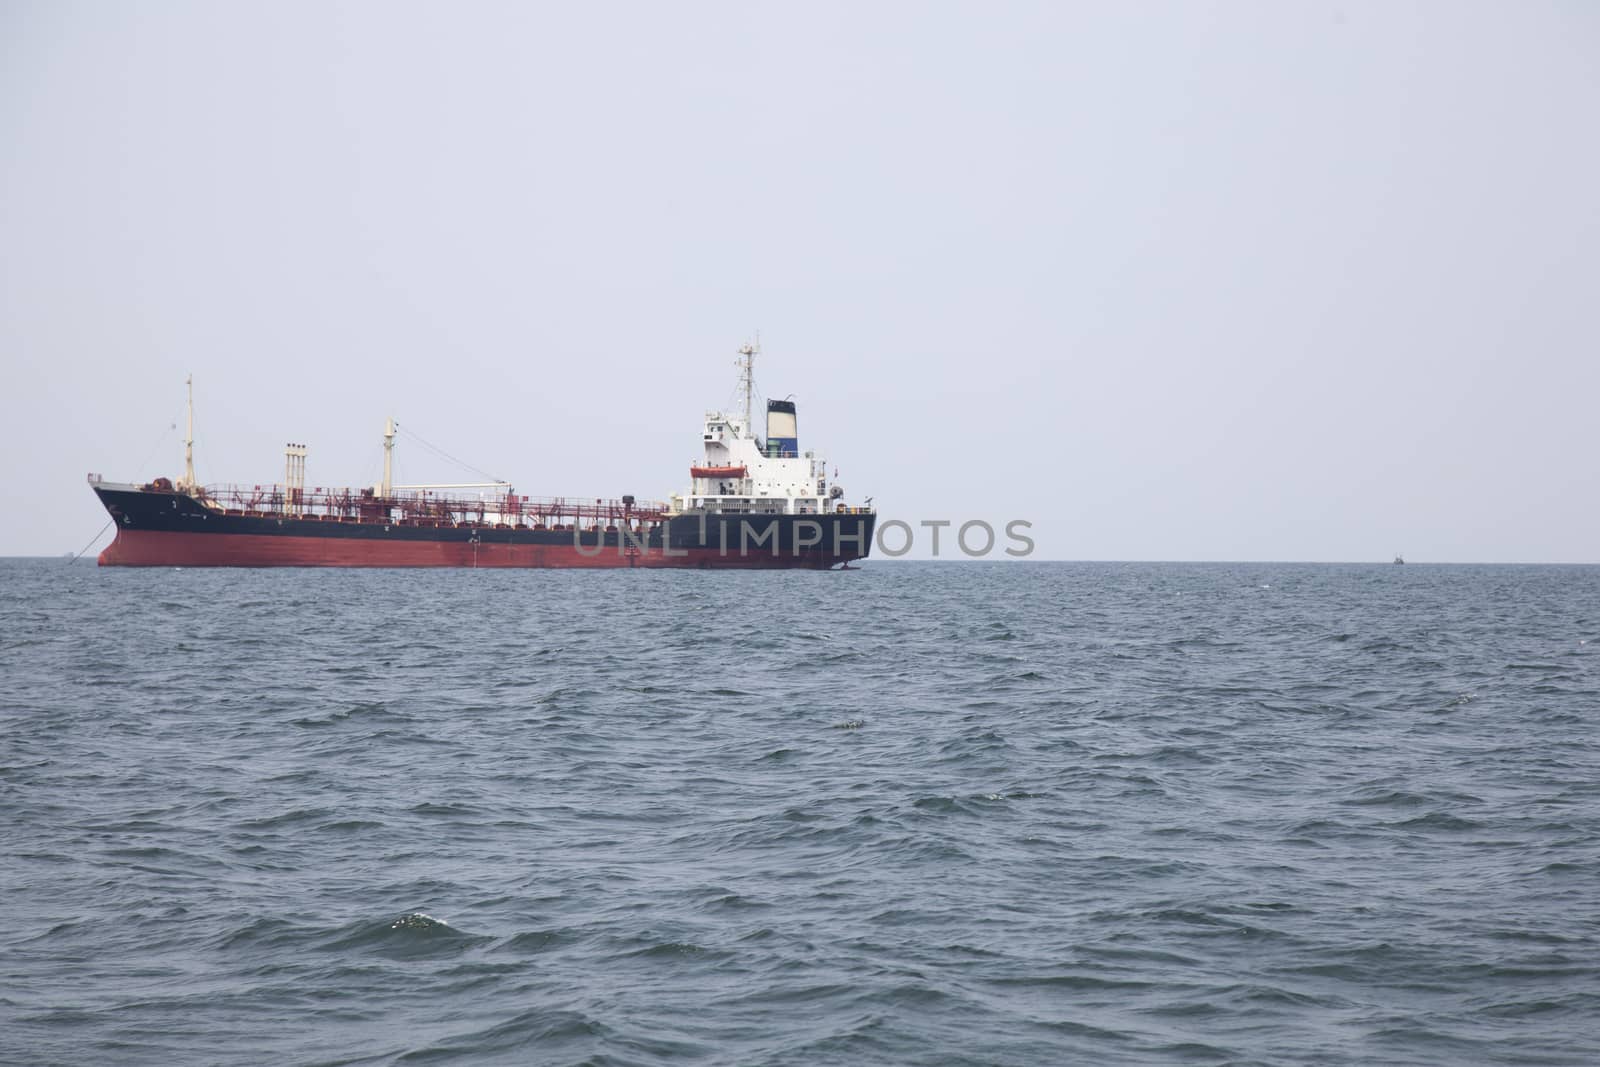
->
[667,343,870,519]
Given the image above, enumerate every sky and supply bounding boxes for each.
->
[1,0,1596,561]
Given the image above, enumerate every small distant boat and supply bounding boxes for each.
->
[1393,554,1405,565]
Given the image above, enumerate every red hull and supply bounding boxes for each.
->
[97,530,838,569]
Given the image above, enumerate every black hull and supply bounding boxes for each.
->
[92,486,876,569]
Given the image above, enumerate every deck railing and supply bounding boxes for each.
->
[188,483,671,528]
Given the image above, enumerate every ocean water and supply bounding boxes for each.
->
[3,559,1598,1066]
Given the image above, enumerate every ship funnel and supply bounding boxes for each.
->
[766,399,797,457]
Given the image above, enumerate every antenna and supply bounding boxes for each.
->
[183,374,196,490]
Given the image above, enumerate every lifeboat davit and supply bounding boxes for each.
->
[691,464,747,479]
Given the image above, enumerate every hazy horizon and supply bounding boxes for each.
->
[3,1,1596,562]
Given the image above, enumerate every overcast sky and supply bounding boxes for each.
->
[2,1,1596,561]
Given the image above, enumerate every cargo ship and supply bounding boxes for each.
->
[89,344,875,568]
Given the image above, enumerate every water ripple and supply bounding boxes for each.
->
[4,560,1600,1064]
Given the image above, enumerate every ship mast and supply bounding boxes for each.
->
[381,416,395,497]
[737,337,759,437]
[183,374,196,490]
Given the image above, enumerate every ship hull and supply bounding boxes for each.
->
[92,486,875,569]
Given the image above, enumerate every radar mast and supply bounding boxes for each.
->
[737,336,760,437]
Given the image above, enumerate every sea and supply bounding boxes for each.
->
[3,559,1597,1065]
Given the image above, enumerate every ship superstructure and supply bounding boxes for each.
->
[674,343,845,518]
[88,344,876,569]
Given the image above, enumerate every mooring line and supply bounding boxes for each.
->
[66,519,114,564]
